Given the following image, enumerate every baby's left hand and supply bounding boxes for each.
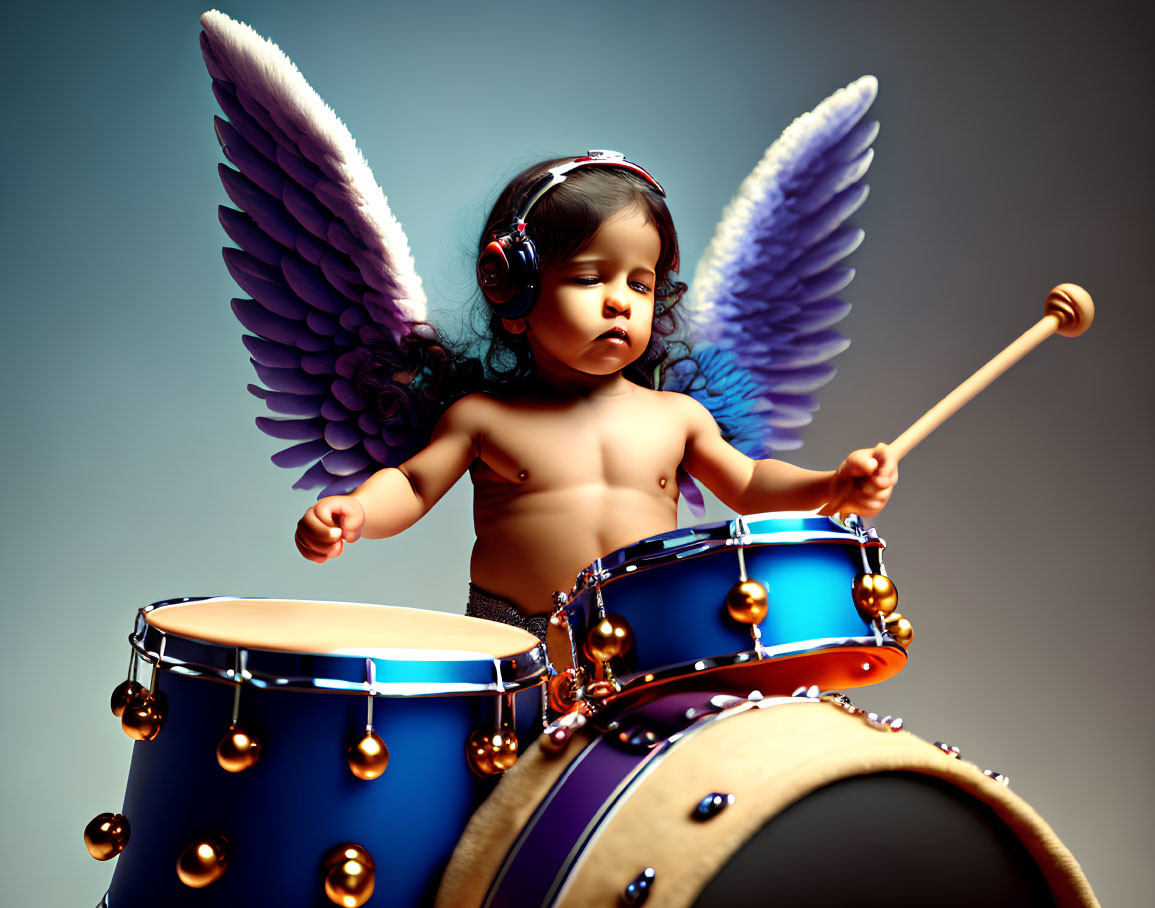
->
[822,443,898,518]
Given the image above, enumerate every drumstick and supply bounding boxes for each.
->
[887,283,1094,462]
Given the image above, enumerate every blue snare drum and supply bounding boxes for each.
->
[98,597,546,907]
[563,513,908,704]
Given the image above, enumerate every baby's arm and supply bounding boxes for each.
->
[295,396,484,562]
[676,395,897,517]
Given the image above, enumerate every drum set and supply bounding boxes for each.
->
[87,513,1098,907]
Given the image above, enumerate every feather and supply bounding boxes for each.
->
[674,76,879,454]
[241,335,300,369]
[324,421,362,450]
[251,362,328,395]
[271,439,330,468]
[231,298,298,346]
[292,460,337,490]
[322,447,373,476]
[223,248,308,319]
[255,416,324,441]
[210,81,277,161]
[248,385,324,418]
[216,117,284,198]
[320,469,375,498]
[219,207,285,268]
[281,257,351,314]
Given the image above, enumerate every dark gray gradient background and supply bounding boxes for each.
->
[2,1,1150,904]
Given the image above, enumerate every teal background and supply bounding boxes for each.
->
[2,1,1150,903]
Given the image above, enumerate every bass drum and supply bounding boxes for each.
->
[438,693,1098,908]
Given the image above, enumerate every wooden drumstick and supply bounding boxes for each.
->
[888,283,1094,461]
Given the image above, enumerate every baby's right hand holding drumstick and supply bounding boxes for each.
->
[295,496,366,563]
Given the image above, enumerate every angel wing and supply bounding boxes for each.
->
[200,9,447,497]
[667,76,879,460]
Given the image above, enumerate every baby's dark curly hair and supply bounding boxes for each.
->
[353,156,688,437]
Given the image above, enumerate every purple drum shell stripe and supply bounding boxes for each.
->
[483,693,742,908]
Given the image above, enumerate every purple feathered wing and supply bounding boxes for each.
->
[668,76,880,461]
[200,10,443,497]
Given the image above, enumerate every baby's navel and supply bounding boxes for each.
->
[518,469,529,482]
[658,476,668,489]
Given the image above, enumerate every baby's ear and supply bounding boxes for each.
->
[501,317,528,335]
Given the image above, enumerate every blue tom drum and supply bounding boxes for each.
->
[563,513,908,705]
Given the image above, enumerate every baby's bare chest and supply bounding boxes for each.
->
[477,400,686,489]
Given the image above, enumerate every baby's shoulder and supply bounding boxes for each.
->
[436,392,504,432]
[649,387,713,421]
[439,391,541,428]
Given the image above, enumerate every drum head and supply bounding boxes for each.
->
[145,597,539,658]
[137,597,546,695]
[440,696,1097,907]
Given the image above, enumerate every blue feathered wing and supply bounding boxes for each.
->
[667,76,879,460]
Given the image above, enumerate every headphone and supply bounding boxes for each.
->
[476,150,666,321]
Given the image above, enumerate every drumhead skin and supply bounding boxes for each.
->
[439,694,1098,908]
[137,597,547,695]
[144,597,541,658]
[104,598,546,908]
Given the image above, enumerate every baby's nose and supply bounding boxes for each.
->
[604,292,630,316]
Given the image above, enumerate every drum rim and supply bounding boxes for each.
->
[130,597,549,698]
[600,634,907,698]
[569,512,883,597]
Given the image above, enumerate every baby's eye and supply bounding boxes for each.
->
[571,276,600,286]
[629,280,653,294]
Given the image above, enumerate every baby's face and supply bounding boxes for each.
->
[527,208,660,378]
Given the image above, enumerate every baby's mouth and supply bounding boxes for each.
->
[598,327,629,344]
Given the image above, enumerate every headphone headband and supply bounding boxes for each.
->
[478,150,665,319]
[511,150,665,228]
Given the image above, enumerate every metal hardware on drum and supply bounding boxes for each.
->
[321,843,376,907]
[865,712,904,732]
[347,660,390,781]
[94,597,548,907]
[549,590,569,630]
[541,709,589,756]
[84,813,131,862]
[216,648,264,774]
[118,635,168,742]
[622,867,656,905]
[465,660,523,777]
[175,832,231,888]
[693,792,736,821]
[110,649,145,718]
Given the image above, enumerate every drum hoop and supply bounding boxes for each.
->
[130,598,548,698]
[605,635,906,695]
[569,513,883,597]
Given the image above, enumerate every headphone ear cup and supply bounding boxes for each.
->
[478,238,516,306]
[479,235,539,320]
